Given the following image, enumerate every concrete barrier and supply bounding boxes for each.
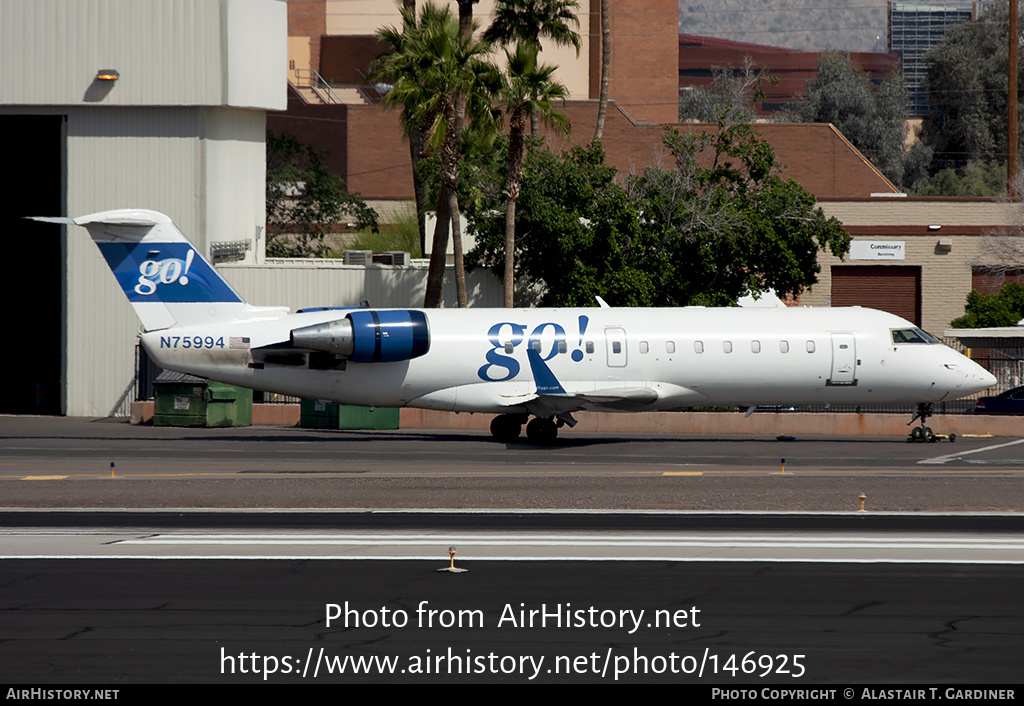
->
[128,400,1019,437]
[399,408,1019,438]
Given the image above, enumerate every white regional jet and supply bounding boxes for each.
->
[42,209,996,442]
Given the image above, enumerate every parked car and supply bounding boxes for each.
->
[974,386,1024,414]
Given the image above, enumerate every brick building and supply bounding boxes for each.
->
[273,0,1024,336]
[678,34,901,115]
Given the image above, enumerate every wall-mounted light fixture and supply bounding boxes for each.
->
[96,70,119,81]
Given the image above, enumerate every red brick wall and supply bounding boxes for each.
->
[269,96,896,201]
[319,36,390,84]
[590,0,678,124]
[972,268,1024,296]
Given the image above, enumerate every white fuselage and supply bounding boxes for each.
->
[141,305,995,416]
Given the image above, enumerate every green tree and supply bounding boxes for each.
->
[922,4,1023,171]
[678,64,765,123]
[799,52,913,186]
[468,123,850,307]
[912,161,1006,197]
[498,43,569,307]
[951,282,1024,328]
[265,131,378,258]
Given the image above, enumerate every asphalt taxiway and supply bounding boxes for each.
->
[2,415,1024,511]
[3,415,1024,683]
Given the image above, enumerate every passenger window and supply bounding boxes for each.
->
[531,341,541,352]
[780,340,789,353]
[751,340,761,353]
[612,341,622,354]
[666,341,675,354]
[806,340,815,353]
[694,341,704,354]
[585,341,595,354]
[558,341,567,354]
[723,341,733,353]
[640,341,649,354]
[504,341,514,354]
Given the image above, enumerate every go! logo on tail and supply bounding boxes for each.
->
[134,249,196,296]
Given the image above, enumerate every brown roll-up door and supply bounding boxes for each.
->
[831,265,921,326]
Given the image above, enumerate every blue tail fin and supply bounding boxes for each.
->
[34,209,250,331]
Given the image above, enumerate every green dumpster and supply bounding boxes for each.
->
[153,372,252,427]
[300,399,399,430]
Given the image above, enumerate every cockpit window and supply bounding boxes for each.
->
[891,328,940,345]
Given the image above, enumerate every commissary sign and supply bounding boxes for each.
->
[849,240,905,260]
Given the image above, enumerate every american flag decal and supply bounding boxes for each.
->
[229,337,250,350]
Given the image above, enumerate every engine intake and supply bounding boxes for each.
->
[290,310,429,363]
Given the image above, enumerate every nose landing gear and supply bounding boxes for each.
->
[906,402,956,443]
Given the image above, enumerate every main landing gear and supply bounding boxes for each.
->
[490,413,528,442]
[489,414,569,444]
[906,402,956,443]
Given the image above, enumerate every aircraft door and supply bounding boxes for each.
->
[828,333,857,385]
[606,327,627,367]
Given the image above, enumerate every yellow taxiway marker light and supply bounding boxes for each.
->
[858,493,867,512]
[780,458,785,473]
[437,545,468,573]
[110,462,115,478]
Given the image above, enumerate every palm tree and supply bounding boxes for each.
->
[484,0,580,135]
[500,43,569,306]
[373,3,500,307]
[593,0,610,142]
[484,0,581,53]
[372,5,432,257]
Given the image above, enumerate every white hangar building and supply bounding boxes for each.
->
[0,0,287,416]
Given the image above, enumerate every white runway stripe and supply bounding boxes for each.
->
[919,437,1024,465]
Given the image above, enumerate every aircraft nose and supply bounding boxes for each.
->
[976,368,998,391]
[961,360,996,394]
[942,356,996,395]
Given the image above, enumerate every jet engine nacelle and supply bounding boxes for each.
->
[290,310,430,363]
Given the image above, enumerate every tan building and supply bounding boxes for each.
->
[285,0,678,124]
[810,199,1020,335]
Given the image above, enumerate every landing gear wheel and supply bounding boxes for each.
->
[910,426,925,442]
[925,427,937,443]
[490,414,523,442]
[526,417,558,444]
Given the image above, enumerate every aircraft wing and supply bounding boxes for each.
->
[537,387,661,412]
